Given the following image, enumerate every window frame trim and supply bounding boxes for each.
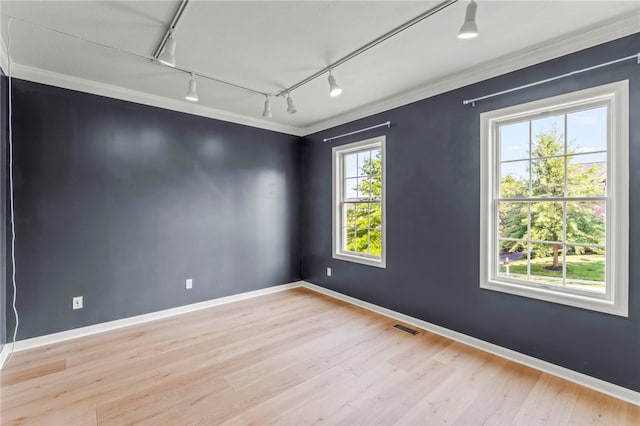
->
[332,136,387,268]
[479,80,629,317]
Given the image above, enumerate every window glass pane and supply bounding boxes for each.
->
[500,161,529,198]
[500,121,529,161]
[532,157,564,197]
[498,240,527,280]
[565,245,605,293]
[345,153,358,178]
[531,115,565,158]
[566,201,605,246]
[365,203,372,228]
[344,228,356,252]
[345,178,358,199]
[529,243,564,286]
[354,203,369,230]
[344,203,357,228]
[567,106,607,153]
[357,150,371,177]
[369,203,382,229]
[567,153,606,197]
[371,149,382,177]
[369,229,382,256]
[529,201,563,244]
[358,177,374,200]
[367,149,383,201]
[369,174,382,200]
[498,202,527,240]
[354,228,369,253]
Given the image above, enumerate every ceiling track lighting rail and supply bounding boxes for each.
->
[323,121,391,143]
[277,0,459,98]
[153,0,190,60]
[8,0,476,117]
[4,15,270,99]
[462,52,640,107]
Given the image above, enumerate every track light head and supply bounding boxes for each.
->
[458,0,478,39]
[262,95,272,118]
[185,73,198,102]
[159,30,177,66]
[286,93,297,114]
[328,72,342,97]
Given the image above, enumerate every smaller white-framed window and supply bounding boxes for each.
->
[480,80,629,316]
[332,136,386,268]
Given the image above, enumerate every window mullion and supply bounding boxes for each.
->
[497,196,607,202]
[562,201,567,287]
[562,113,568,287]
[527,119,532,281]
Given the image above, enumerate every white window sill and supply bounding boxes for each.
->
[481,278,627,317]
[333,252,386,268]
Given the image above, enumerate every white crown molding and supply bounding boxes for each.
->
[9,63,303,137]
[301,13,640,136]
[5,281,303,355]
[4,16,637,138]
[4,14,637,138]
[301,282,640,406]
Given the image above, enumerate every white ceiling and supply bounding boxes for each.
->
[1,1,639,136]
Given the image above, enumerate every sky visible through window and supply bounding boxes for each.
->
[499,106,607,173]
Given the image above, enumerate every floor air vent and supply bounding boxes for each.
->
[393,324,419,335]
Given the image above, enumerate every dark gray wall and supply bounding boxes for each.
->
[6,79,301,340]
[1,72,6,349]
[301,34,640,392]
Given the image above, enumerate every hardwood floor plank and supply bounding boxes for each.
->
[1,293,330,403]
[568,387,631,425]
[332,359,456,426]
[1,288,636,426]
[1,360,67,387]
[512,373,581,425]
[240,366,357,425]
[452,363,542,425]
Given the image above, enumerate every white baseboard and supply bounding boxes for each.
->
[9,281,303,354]
[0,343,10,369]
[3,279,637,406]
[299,281,640,407]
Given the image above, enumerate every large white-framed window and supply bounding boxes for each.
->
[332,136,386,268]
[480,81,629,316]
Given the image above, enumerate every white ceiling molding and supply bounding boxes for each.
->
[9,63,303,136]
[0,1,4,74]
[1,10,637,138]
[0,36,7,75]
[301,12,640,136]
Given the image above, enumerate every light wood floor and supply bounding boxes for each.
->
[1,287,638,426]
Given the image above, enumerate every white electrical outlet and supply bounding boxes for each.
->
[327,267,332,277]
[72,296,83,310]
[186,278,193,289]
